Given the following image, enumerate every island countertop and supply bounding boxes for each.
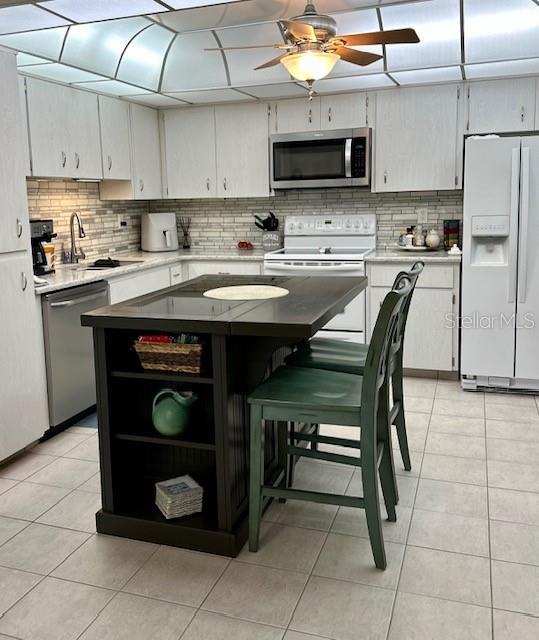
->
[82,274,367,339]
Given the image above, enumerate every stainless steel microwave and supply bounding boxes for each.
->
[270,127,371,190]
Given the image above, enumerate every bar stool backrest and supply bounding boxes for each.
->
[391,261,424,359]
[360,274,411,431]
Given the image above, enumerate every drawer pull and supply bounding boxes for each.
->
[16,218,23,238]
[21,272,28,292]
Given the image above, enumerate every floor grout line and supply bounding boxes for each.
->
[384,385,434,640]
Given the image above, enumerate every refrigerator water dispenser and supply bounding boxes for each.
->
[470,215,510,265]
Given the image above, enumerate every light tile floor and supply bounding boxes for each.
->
[0,379,538,639]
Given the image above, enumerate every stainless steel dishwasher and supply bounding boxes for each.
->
[42,281,109,428]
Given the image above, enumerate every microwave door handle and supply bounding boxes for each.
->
[345,139,352,178]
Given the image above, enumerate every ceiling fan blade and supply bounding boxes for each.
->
[204,44,284,51]
[254,53,288,70]
[280,19,317,43]
[336,47,383,66]
[338,28,420,46]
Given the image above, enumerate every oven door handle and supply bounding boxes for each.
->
[265,262,362,273]
[345,138,352,178]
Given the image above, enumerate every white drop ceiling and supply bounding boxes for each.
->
[0,0,537,106]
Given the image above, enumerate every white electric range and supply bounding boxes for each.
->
[263,213,376,343]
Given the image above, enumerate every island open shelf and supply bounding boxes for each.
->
[83,274,367,556]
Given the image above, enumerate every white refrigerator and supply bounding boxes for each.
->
[461,135,539,391]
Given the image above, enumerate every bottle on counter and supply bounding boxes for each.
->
[413,224,425,247]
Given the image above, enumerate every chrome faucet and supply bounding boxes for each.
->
[66,212,86,263]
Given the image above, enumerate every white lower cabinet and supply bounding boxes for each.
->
[169,264,184,285]
[366,261,460,372]
[187,261,262,279]
[0,253,49,461]
[108,266,172,304]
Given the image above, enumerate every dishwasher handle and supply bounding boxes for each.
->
[49,292,107,308]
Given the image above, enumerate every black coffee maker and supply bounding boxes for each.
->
[31,219,57,275]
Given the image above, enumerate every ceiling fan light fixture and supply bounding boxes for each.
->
[281,49,339,81]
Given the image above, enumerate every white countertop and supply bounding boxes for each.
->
[34,248,265,295]
[365,249,462,263]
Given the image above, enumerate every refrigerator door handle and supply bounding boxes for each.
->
[508,148,520,304]
[518,147,530,304]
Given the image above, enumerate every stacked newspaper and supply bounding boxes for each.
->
[155,475,203,519]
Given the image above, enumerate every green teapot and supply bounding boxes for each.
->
[152,389,198,437]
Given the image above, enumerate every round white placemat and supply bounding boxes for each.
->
[203,285,289,301]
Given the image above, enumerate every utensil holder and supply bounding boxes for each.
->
[262,231,282,251]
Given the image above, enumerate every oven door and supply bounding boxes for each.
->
[270,129,370,189]
[263,260,366,341]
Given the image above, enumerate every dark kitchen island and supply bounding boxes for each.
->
[82,274,367,556]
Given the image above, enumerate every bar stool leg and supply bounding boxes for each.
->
[362,458,387,570]
[249,404,263,552]
[392,363,412,471]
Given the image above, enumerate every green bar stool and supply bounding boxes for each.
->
[285,261,424,473]
[248,275,412,570]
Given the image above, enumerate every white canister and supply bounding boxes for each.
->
[426,229,441,249]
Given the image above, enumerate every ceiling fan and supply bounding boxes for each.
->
[206,2,419,96]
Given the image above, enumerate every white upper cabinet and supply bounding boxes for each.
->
[466,79,537,134]
[164,107,217,198]
[130,104,162,200]
[69,89,102,180]
[18,76,31,177]
[274,97,321,133]
[26,78,102,179]
[0,50,29,254]
[320,93,368,129]
[215,102,270,198]
[374,84,461,192]
[98,96,131,180]
[26,78,71,178]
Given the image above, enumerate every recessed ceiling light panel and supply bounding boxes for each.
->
[38,0,167,22]
[0,5,71,35]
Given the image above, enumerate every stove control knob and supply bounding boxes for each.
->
[345,220,352,229]
[288,222,295,231]
[297,222,304,230]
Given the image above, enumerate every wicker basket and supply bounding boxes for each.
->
[134,342,202,375]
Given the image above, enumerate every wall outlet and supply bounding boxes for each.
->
[416,208,428,224]
[116,214,127,230]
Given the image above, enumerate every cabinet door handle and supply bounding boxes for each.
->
[108,155,112,171]
[61,151,67,168]
[223,177,227,191]
[521,106,525,122]
[206,178,210,191]
[16,218,23,238]
[328,107,332,123]
[308,108,312,124]
[21,272,28,292]
[75,152,80,169]
[383,171,388,185]
[139,179,144,192]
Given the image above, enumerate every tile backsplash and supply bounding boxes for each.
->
[27,179,147,261]
[151,189,463,251]
[27,180,463,258]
